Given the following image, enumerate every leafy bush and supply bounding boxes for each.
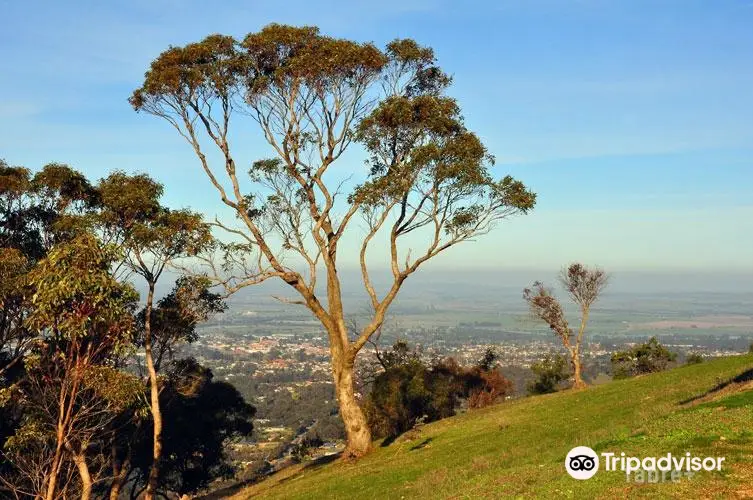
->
[611,337,677,379]
[364,356,457,440]
[364,343,512,440]
[685,353,704,365]
[291,434,324,463]
[528,354,571,395]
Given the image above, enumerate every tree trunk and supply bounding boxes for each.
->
[71,453,92,500]
[144,282,162,500]
[45,417,66,500]
[109,449,130,500]
[109,471,125,500]
[572,351,587,390]
[572,308,590,390]
[332,357,371,459]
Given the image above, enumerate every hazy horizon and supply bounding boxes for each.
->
[138,267,753,305]
[2,0,752,273]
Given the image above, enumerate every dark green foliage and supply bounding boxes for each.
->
[365,354,456,440]
[1,160,98,260]
[127,358,255,497]
[685,353,705,365]
[291,434,324,463]
[1,161,249,498]
[611,337,678,379]
[478,347,499,371]
[137,276,227,371]
[528,354,572,395]
[364,342,512,441]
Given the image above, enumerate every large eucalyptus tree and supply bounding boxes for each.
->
[131,24,535,458]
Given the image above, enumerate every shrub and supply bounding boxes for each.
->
[685,353,704,365]
[364,351,462,440]
[364,342,512,440]
[528,354,571,395]
[291,434,324,463]
[466,366,513,409]
[611,337,677,379]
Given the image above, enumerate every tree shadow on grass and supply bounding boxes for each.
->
[271,453,344,487]
[409,437,433,451]
[679,368,753,405]
[380,435,398,447]
[194,453,342,498]
[301,451,342,471]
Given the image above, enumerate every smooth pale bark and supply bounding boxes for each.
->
[44,427,65,500]
[571,308,591,389]
[144,282,162,499]
[71,453,92,500]
[331,352,371,458]
[571,351,586,389]
[46,373,79,500]
[109,447,130,500]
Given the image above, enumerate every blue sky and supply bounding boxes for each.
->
[1,0,752,273]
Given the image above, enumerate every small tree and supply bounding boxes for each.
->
[477,347,499,371]
[527,353,571,395]
[524,263,608,389]
[107,277,226,500]
[685,352,704,365]
[131,25,535,458]
[611,337,677,379]
[98,172,213,498]
[10,234,140,500]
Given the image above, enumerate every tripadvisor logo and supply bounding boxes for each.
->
[565,446,726,481]
[565,446,599,480]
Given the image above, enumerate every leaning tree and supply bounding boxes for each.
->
[131,24,535,458]
[524,263,609,389]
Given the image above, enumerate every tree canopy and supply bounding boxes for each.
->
[132,24,535,458]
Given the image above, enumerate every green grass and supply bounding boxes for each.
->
[232,355,753,499]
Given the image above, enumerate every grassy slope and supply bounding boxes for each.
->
[233,355,753,499]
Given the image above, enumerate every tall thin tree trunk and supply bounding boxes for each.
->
[572,350,586,389]
[109,444,130,500]
[45,428,65,500]
[572,308,590,389]
[71,453,92,500]
[45,384,69,500]
[144,282,162,500]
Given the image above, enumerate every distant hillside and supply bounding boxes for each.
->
[228,354,753,499]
